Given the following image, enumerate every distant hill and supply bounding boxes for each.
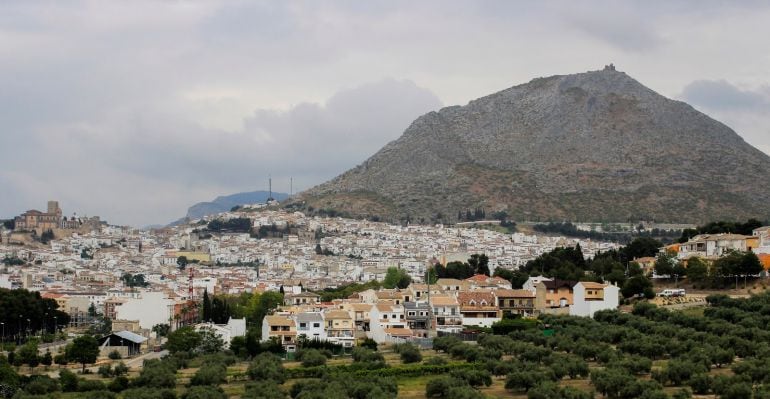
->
[294,66,770,224]
[170,191,288,226]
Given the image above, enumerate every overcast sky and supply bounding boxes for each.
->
[2,1,769,226]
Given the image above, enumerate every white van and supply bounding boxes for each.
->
[658,289,686,297]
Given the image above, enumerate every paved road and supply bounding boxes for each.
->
[124,349,168,369]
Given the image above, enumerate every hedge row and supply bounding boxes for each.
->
[285,362,476,379]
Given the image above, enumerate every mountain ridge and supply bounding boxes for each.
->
[169,190,289,226]
[293,67,770,224]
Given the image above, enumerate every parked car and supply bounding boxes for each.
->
[658,289,686,297]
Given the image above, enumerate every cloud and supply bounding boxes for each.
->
[2,1,770,225]
[681,80,770,110]
[0,79,441,226]
[681,79,770,156]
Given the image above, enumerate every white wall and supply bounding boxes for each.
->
[570,283,619,318]
[115,292,174,329]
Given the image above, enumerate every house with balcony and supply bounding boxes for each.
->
[496,289,535,317]
[430,295,462,333]
[283,292,321,306]
[261,315,297,352]
[464,274,512,290]
[341,303,373,333]
[323,309,355,347]
[677,234,753,260]
[404,301,431,336]
[570,282,620,318]
[368,302,410,342]
[294,312,325,341]
[535,279,576,311]
[457,291,500,327]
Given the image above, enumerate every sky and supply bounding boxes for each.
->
[1,1,769,227]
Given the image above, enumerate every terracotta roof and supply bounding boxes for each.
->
[457,291,496,307]
[578,282,606,289]
[430,295,458,306]
[376,303,394,312]
[385,327,413,337]
[324,310,352,319]
[264,315,295,327]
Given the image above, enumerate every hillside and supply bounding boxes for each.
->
[170,190,288,225]
[295,66,770,224]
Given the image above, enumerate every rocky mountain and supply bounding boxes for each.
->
[295,66,770,224]
[170,190,288,226]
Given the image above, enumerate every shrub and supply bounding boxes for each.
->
[24,376,59,395]
[247,353,286,384]
[98,364,113,378]
[298,349,327,368]
[82,391,117,399]
[398,345,422,364]
[108,350,122,360]
[78,379,107,392]
[360,338,378,351]
[425,376,460,398]
[53,354,68,365]
[109,376,130,393]
[425,357,447,366]
[122,387,178,399]
[242,381,285,399]
[182,385,227,399]
[132,360,177,388]
[450,369,492,388]
[58,369,79,392]
[113,362,129,376]
[190,363,227,386]
[432,336,461,353]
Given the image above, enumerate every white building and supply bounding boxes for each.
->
[570,282,620,318]
[114,291,175,329]
[194,318,246,349]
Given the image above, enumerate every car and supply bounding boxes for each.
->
[658,289,686,297]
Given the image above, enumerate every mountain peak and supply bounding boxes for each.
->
[294,69,770,224]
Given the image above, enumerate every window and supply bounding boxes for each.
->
[299,323,306,328]
[313,323,320,328]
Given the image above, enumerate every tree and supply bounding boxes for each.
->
[625,237,663,260]
[202,289,212,322]
[243,381,285,399]
[737,252,763,287]
[382,267,411,289]
[398,344,422,364]
[152,323,170,337]
[183,386,227,399]
[299,349,327,367]
[247,353,286,383]
[17,340,40,366]
[59,369,79,392]
[197,327,225,354]
[190,362,227,386]
[165,327,201,354]
[653,253,675,277]
[177,256,189,269]
[494,268,529,288]
[66,335,99,372]
[468,254,490,276]
[686,257,709,283]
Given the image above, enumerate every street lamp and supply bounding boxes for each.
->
[1,322,4,343]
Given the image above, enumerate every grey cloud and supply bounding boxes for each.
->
[2,1,770,225]
[0,79,441,225]
[681,80,770,110]
[679,79,770,159]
